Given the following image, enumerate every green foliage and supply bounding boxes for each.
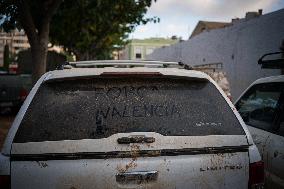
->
[0,0,19,31]
[49,0,158,60]
[0,0,60,33]
[1,0,63,82]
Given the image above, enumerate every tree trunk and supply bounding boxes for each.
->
[27,24,50,83]
[30,41,48,83]
[3,44,10,72]
[18,0,62,83]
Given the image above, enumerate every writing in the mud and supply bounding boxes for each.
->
[96,104,181,119]
[94,86,158,99]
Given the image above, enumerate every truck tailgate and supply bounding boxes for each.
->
[11,152,249,189]
[11,134,249,189]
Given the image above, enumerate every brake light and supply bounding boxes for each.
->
[100,72,163,77]
[0,175,10,189]
[249,161,264,189]
[19,88,28,101]
[228,95,232,101]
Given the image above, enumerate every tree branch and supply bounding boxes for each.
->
[18,0,38,46]
[39,0,62,40]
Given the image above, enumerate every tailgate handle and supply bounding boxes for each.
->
[117,135,155,144]
[116,171,158,183]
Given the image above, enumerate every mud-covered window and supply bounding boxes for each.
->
[14,76,244,143]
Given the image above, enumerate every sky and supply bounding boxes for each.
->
[131,0,284,40]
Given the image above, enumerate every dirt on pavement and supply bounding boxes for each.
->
[0,115,15,149]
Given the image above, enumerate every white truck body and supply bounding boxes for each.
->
[1,62,262,189]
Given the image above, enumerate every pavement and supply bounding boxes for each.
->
[0,115,15,149]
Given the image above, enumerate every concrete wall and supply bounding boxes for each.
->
[147,9,284,100]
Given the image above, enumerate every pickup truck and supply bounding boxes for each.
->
[0,73,32,113]
[0,60,263,189]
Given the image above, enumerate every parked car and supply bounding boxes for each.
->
[1,60,263,189]
[235,52,284,189]
[0,73,32,114]
[235,76,284,188]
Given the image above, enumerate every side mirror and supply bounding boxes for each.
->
[258,51,284,69]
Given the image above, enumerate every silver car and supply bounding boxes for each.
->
[1,61,263,189]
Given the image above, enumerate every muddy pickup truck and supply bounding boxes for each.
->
[0,73,32,113]
[0,61,263,189]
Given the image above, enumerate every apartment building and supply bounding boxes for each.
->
[0,29,30,66]
[119,37,180,60]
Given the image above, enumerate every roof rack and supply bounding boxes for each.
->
[258,52,284,69]
[61,60,192,70]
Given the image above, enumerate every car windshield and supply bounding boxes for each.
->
[236,82,284,131]
[14,76,244,143]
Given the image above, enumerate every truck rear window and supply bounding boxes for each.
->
[14,76,244,143]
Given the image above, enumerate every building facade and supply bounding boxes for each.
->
[189,21,230,39]
[120,38,179,60]
[0,29,30,66]
[147,9,284,100]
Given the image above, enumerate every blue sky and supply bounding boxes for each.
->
[131,0,284,40]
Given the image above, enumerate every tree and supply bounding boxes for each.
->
[50,0,158,60]
[0,0,62,82]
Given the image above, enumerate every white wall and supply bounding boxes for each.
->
[147,9,284,100]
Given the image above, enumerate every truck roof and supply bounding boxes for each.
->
[45,67,212,81]
[252,74,284,85]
